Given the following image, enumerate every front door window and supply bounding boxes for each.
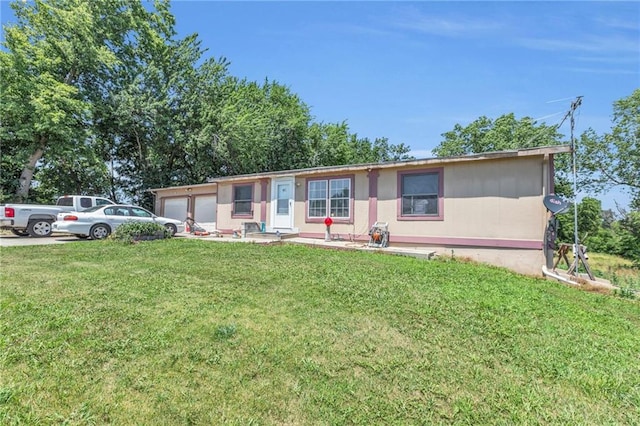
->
[277,183,290,215]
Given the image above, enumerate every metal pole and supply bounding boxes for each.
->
[570,96,583,274]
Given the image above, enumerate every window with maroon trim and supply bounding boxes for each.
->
[232,184,253,216]
[307,177,351,220]
[399,169,443,219]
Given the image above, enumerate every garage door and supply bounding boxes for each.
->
[194,195,217,230]
[163,198,188,221]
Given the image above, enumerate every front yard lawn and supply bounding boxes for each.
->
[1,239,639,424]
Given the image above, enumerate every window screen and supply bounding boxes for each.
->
[401,173,439,216]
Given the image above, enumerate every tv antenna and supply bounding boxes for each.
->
[561,96,591,278]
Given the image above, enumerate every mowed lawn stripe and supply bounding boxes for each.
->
[1,239,639,424]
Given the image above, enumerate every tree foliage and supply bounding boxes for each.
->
[433,113,564,157]
[0,0,161,202]
[0,0,412,206]
[579,89,640,208]
[432,113,572,196]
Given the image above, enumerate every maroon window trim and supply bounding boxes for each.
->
[397,167,444,221]
[305,175,355,224]
[232,183,255,218]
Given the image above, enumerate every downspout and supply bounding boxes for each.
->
[149,190,158,215]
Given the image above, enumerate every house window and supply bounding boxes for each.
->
[307,177,352,220]
[233,184,253,216]
[398,168,443,220]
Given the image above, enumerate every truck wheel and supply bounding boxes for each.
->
[27,220,53,237]
[90,224,111,240]
[10,229,30,237]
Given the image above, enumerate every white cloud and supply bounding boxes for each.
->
[595,16,640,32]
[516,34,638,54]
[389,9,504,38]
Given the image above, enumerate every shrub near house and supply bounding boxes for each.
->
[111,222,171,243]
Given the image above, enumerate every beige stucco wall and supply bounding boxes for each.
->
[215,179,264,232]
[152,183,217,216]
[153,155,549,245]
[291,172,372,240]
[293,155,548,244]
[377,156,548,241]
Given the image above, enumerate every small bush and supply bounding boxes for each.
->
[610,273,639,300]
[111,221,171,243]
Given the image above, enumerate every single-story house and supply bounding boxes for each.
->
[150,145,571,275]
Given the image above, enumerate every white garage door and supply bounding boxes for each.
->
[163,198,188,221]
[194,195,217,230]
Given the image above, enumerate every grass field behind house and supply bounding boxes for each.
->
[1,239,639,424]
[583,252,639,281]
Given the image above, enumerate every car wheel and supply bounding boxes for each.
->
[10,229,30,237]
[164,223,177,236]
[27,220,53,237]
[89,224,111,240]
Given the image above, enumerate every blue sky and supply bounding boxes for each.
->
[2,1,638,208]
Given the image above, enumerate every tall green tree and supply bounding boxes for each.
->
[349,136,412,163]
[1,0,413,206]
[306,122,412,167]
[433,113,564,157]
[433,113,571,196]
[617,211,640,265]
[208,78,310,177]
[0,0,172,203]
[579,89,640,208]
[98,30,223,204]
[557,197,604,244]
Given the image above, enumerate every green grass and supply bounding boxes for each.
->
[1,240,639,424]
[555,250,640,295]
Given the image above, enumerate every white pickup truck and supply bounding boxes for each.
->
[0,195,114,237]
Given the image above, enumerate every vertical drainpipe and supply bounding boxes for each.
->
[367,168,379,230]
[548,153,555,194]
[544,154,556,269]
[150,190,158,214]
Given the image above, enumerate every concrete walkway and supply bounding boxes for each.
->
[175,232,437,260]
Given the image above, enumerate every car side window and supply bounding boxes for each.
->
[131,208,152,217]
[104,207,116,215]
[80,197,92,208]
[96,198,112,206]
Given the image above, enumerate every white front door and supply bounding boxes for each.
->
[272,178,294,229]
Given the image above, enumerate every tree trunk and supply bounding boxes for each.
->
[16,142,45,202]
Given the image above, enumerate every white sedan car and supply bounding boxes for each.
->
[52,204,185,240]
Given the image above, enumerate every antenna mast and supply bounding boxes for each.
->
[569,96,583,271]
